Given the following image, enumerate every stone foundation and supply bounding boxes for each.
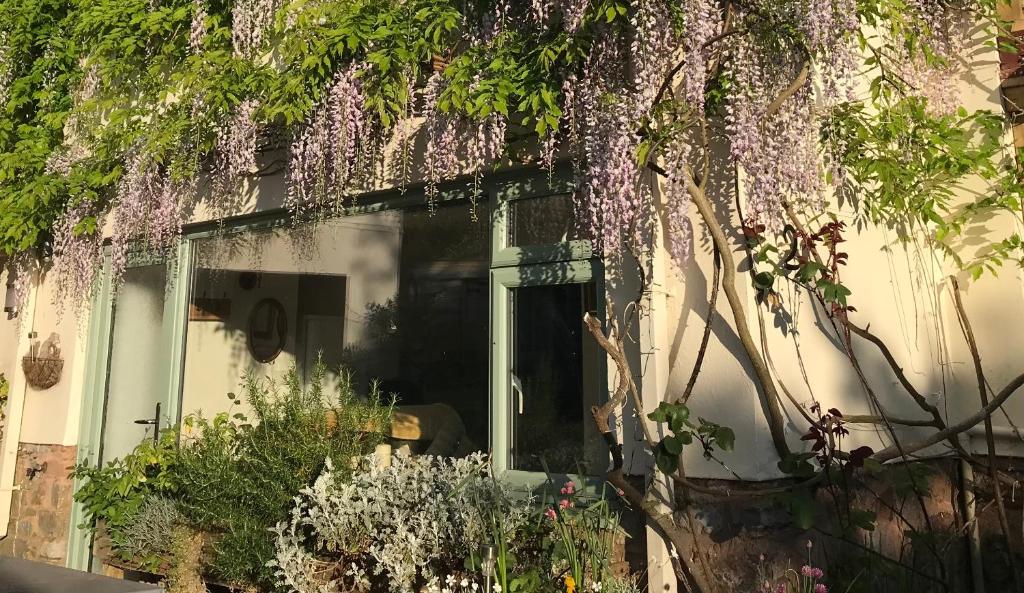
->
[671,458,1024,593]
[0,442,76,565]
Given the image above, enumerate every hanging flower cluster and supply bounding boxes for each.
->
[51,201,105,309]
[287,64,372,215]
[422,71,459,206]
[110,150,192,280]
[3,0,997,305]
[722,4,862,232]
[0,33,11,109]
[190,0,208,54]
[231,0,278,58]
[897,0,973,115]
[213,99,260,199]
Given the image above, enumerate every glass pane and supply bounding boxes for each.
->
[102,264,168,463]
[508,193,578,247]
[510,281,603,473]
[182,201,490,455]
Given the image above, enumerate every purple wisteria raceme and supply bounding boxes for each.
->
[52,201,104,309]
[897,0,972,115]
[630,0,675,115]
[680,0,720,107]
[531,0,554,27]
[109,150,189,281]
[579,99,643,258]
[662,137,694,266]
[800,0,858,104]
[232,0,278,58]
[287,65,369,214]
[562,0,589,34]
[422,71,459,207]
[725,27,827,231]
[213,99,259,197]
[0,33,11,109]
[7,253,39,318]
[190,0,208,54]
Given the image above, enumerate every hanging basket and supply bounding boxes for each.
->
[22,356,63,390]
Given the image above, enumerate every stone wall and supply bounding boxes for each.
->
[0,442,76,565]
[670,458,1024,593]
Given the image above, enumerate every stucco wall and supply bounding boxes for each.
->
[18,274,87,447]
[630,26,1024,481]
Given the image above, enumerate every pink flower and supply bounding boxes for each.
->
[616,488,625,496]
[811,568,823,580]
[558,499,572,510]
[806,540,813,549]
[560,487,569,495]
[800,566,813,578]
[564,481,575,494]
[775,585,785,593]
[814,585,827,593]
[544,508,557,521]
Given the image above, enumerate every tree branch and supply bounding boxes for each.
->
[873,372,1024,462]
[765,61,810,118]
[677,246,720,404]
[950,276,1022,593]
[666,163,792,458]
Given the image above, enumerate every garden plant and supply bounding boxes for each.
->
[1,0,1022,589]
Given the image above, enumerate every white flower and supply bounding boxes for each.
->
[472,583,479,591]
[591,583,602,592]
[461,579,470,588]
[494,585,502,593]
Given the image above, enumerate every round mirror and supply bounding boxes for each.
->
[247,298,287,363]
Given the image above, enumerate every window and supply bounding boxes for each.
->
[491,183,608,478]
[180,201,490,455]
[86,170,606,486]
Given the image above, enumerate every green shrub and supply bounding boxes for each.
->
[118,495,187,571]
[71,429,181,554]
[174,362,392,588]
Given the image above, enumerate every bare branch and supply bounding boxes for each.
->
[873,372,1024,462]
[765,61,810,118]
[671,163,792,457]
[950,276,1022,593]
[677,246,720,404]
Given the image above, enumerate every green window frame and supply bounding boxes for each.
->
[487,168,607,489]
[68,167,605,569]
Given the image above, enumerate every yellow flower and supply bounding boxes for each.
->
[564,575,576,593]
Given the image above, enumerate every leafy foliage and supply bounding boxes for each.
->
[646,401,735,475]
[173,362,392,587]
[1,0,1019,298]
[71,428,181,540]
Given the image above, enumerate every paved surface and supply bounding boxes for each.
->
[0,557,162,593]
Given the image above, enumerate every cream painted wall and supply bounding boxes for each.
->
[633,24,1024,480]
[18,272,86,446]
[0,270,21,385]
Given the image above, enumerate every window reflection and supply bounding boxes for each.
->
[182,202,489,455]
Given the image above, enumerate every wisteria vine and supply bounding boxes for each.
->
[0,0,997,308]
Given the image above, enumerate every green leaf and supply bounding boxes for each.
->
[753,271,774,290]
[662,435,683,456]
[714,427,735,451]
[788,490,819,529]
[655,443,679,475]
